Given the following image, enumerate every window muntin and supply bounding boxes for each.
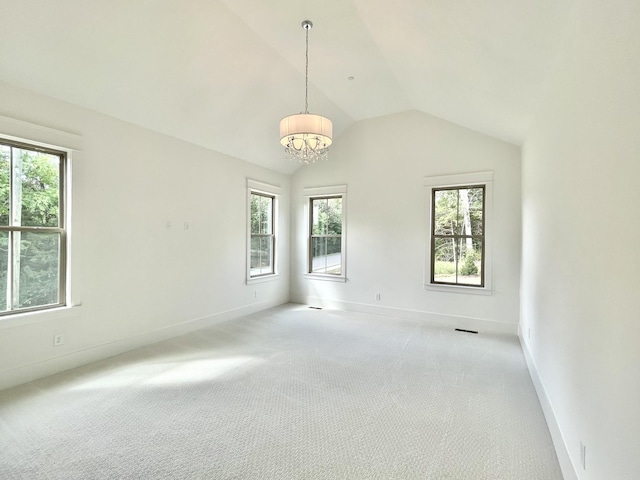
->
[249,192,275,277]
[309,196,343,275]
[431,185,485,287]
[0,139,66,315]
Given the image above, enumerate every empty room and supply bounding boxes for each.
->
[0,1,638,479]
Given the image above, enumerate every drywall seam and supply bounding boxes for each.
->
[520,334,578,480]
[0,297,288,392]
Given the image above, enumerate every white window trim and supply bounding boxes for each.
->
[424,171,493,295]
[303,184,347,282]
[246,179,280,284]
[0,116,83,320]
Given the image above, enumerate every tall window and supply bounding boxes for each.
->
[0,138,67,315]
[249,192,275,277]
[309,196,343,276]
[431,186,485,286]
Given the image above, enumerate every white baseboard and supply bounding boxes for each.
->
[0,298,287,392]
[519,332,578,480]
[300,296,517,335]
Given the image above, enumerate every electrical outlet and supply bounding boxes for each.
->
[254,290,258,298]
[580,442,586,470]
[375,293,381,301]
[53,334,65,347]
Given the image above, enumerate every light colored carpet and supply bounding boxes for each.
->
[0,305,563,479]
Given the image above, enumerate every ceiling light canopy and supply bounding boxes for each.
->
[280,20,333,164]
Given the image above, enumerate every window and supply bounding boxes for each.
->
[305,185,347,279]
[432,186,485,286]
[249,192,275,277]
[0,138,67,315]
[424,172,492,293]
[310,196,343,275]
[247,179,280,281]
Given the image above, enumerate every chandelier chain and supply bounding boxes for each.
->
[304,25,309,114]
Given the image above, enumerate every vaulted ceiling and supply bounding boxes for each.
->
[0,0,574,174]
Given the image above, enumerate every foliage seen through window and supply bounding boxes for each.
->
[0,140,65,314]
[310,196,343,275]
[250,192,274,277]
[431,186,484,286]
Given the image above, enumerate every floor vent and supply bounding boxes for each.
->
[455,328,478,334]
[309,306,323,310]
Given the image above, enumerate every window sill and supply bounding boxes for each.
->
[0,304,83,330]
[423,284,493,296]
[303,273,347,283]
[247,274,280,285]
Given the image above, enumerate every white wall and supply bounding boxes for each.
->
[291,110,521,334]
[0,82,290,390]
[520,0,640,478]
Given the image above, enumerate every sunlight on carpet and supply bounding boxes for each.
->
[0,305,563,479]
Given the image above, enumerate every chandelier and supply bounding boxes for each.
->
[280,20,333,164]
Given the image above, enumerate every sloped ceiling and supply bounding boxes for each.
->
[0,0,574,174]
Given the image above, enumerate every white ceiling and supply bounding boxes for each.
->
[0,0,574,174]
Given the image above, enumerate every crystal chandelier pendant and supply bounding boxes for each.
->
[279,20,333,164]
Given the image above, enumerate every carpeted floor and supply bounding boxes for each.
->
[0,305,563,479]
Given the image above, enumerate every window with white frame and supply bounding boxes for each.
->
[247,180,279,281]
[0,138,68,315]
[305,185,347,280]
[424,172,492,294]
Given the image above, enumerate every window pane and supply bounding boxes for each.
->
[251,193,273,235]
[0,146,9,225]
[311,236,342,275]
[14,148,60,227]
[311,199,325,235]
[433,237,483,286]
[261,236,273,274]
[15,231,60,308]
[250,195,260,234]
[260,196,272,235]
[250,235,260,273]
[458,187,484,236]
[434,189,460,235]
[433,237,457,283]
[312,197,342,235]
[457,238,482,285]
[257,196,265,234]
[250,235,273,276]
[326,198,342,235]
[0,231,8,312]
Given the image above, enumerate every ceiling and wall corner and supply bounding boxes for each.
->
[0,0,574,173]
